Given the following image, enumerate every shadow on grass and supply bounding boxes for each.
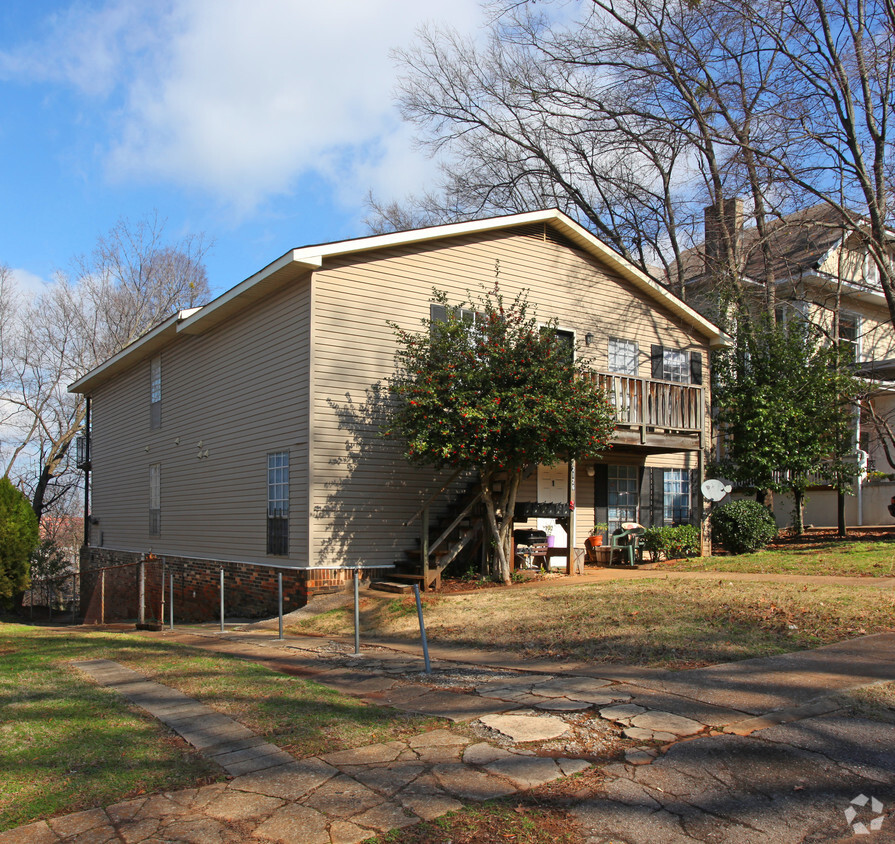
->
[300,580,895,670]
[1,624,438,753]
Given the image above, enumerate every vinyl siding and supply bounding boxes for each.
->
[309,227,712,566]
[91,278,311,565]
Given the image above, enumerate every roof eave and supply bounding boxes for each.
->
[71,209,728,391]
[68,308,202,394]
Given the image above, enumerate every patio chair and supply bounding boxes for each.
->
[609,524,644,566]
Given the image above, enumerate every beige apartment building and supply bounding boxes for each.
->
[70,209,725,617]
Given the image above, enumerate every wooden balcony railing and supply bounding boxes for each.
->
[588,372,704,439]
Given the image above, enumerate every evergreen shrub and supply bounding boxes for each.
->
[710,499,777,554]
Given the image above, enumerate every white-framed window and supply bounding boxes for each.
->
[430,303,489,350]
[775,300,810,335]
[608,465,638,533]
[863,252,879,286]
[149,463,160,535]
[608,338,638,376]
[267,451,289,555]
[150,355,162,429]
[663,469,690,525]
[838,311,862,362]
[661,348,689,383]
[543,326,575,364]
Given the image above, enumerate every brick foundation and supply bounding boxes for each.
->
[79,547,390,624]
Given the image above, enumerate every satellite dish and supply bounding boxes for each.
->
[701,478,731,502]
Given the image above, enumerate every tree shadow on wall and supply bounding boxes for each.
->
[315,383,468,569]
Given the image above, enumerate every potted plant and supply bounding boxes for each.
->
[544,523,555,547]
[585,523,609,550]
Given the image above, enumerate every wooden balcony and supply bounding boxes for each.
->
[590,373,705,451]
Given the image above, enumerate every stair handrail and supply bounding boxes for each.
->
[404,467,465,526]
[428,488,485,561]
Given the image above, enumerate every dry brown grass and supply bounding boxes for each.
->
[289,578,895,668]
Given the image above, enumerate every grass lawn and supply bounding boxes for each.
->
[289,578,895,668]
[0,623,440,832]
[833,680,895,722]
[664,538,895,578]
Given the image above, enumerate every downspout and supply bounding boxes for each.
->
[83,396,91,546]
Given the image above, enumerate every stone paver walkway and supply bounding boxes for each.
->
[0,661,589,844]
[573,713,895,842]
[72,659,296,776]
[5,622,895,843]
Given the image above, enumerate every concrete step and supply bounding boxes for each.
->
[369,580,415,594]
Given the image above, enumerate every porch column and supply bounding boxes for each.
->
[567,460,576,575]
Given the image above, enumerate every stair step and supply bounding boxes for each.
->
[404,549,448,562]
[369,580,415,594]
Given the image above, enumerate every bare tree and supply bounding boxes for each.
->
[740,0,895,328]
[387,0,894,339]
[1,215,211,521]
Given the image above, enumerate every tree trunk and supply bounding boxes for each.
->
[792,488,804,535]
[481,474,510,584]
[837,490,847,537]
[481,468,523,585]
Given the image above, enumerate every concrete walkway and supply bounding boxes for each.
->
[0,659,589,844]
[3,626,894,842]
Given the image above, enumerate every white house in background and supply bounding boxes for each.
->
[681,201,895,528]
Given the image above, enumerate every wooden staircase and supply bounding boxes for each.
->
[372,478,484,593]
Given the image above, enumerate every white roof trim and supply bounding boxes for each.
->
[70,209,727,394]
[176,252,322,334]
[69,308,201,393]
[178,208,726,346]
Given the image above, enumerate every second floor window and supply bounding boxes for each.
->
[608,338,638,376]
[651,345,702,385]
[838,312,861,363]
[661,348,689,383]
[150,356,162,429]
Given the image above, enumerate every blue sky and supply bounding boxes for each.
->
[0,0,483,298]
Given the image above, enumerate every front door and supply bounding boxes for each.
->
[537,463,568,547]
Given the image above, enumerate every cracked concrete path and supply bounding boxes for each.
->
[11,622,895,843]
[631,634,895,717]
[573,712,895,843]
[0,662,587,844]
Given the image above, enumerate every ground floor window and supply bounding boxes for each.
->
[267,451,289,555]
[663,469,691,525]
[149,463,160,535]
[608,465,638,532]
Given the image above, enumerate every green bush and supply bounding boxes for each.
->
[641,525,700,561]
[710,499,777,554]
[0,477,39,604]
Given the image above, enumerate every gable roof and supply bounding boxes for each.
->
[680,204,870,285]
[70,209,726,395]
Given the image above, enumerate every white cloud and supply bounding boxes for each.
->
[10,268,52,299]
[1,0,483,213]
[104,0,483,211]
[0,2,164,97]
